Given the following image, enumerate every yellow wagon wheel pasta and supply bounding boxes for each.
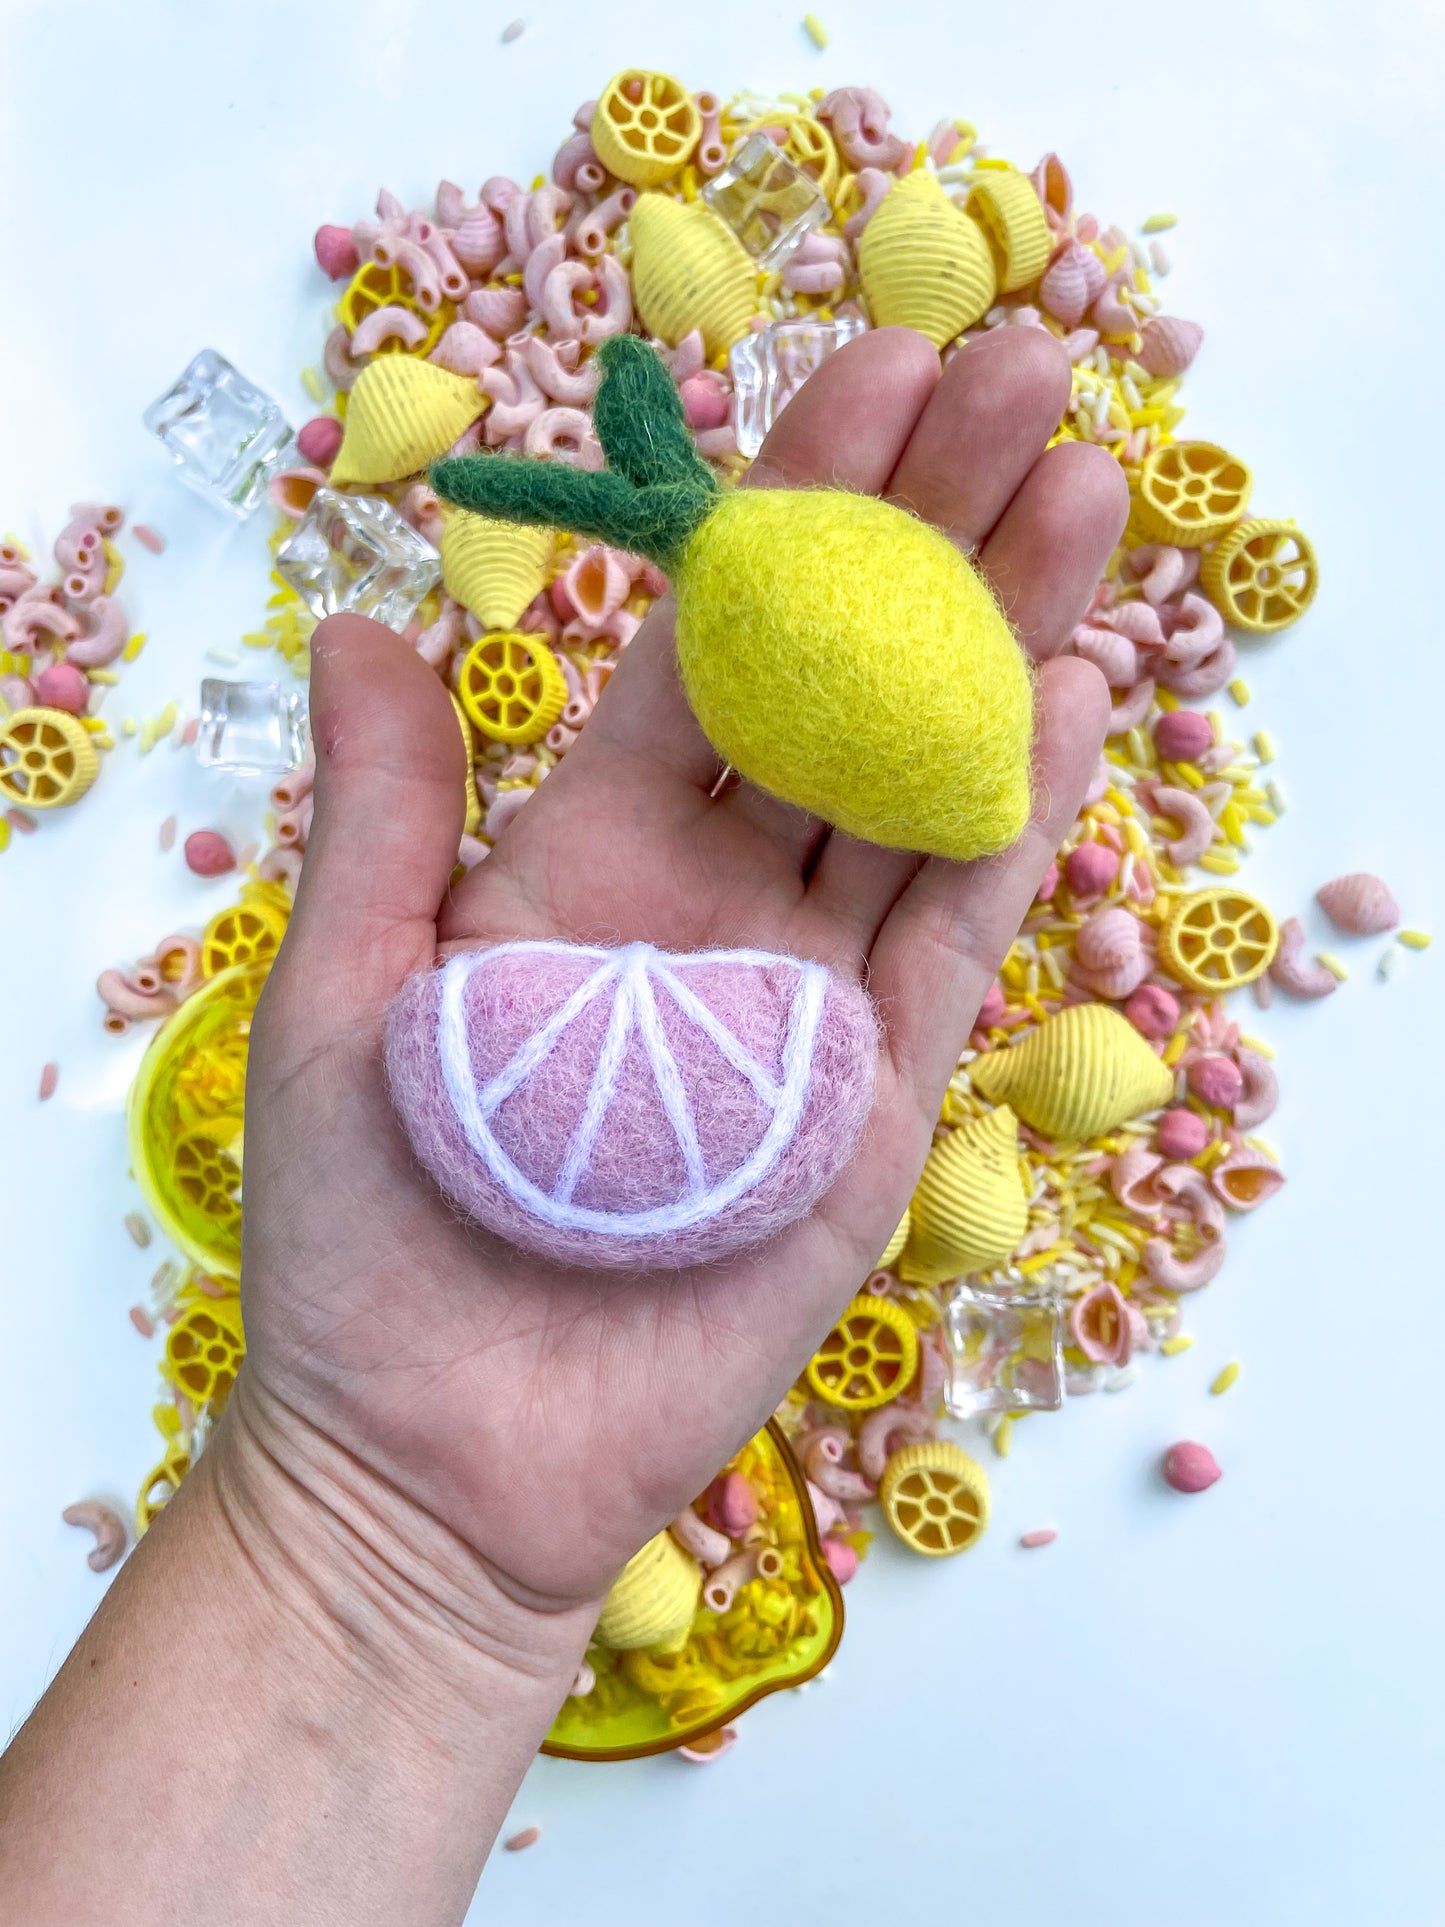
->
[1133,441,1253,546]
[805,1293,919,1411]
[591,70,701,188]
[880,1440,990,1556]
[1159,888,1279,992]
[0,706,98,809]
[457,631,568,744]
[1200,518,1318,632]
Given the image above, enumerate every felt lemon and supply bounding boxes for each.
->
[431,336,1033,860]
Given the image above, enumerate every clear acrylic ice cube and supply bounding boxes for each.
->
[943,1281,1066,1419]
[729,315,866,458]
[701,131,830,268]
[196,680,311,774]
[275,488,441,632]
[143,349,295,518]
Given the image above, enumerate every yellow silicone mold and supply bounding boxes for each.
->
[1200,518,1318,632]
[128,960,268,1279]
[543,1421,843,1761]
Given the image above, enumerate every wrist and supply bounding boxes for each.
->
[210,1372,597,1713]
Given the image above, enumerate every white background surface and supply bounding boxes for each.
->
[2,3,1442,1921]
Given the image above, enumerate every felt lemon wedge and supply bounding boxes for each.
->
[431,336,1033,860]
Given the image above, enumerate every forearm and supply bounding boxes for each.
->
[0,1379,595,1927]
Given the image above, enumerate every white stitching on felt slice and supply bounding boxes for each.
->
[437,940,828,1237]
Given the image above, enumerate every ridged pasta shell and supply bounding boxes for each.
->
[629,194,756,360]
[594,1529,701,1652]
[899,1103,1029,1284]
[440,510,553,629]
[876,1207,910,1271]
[858,171,996,346]
[969,1004,1174,1141]
[330,357,487,485]
[966,169,1052,293]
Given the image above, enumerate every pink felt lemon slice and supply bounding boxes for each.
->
[385,940,878,1269]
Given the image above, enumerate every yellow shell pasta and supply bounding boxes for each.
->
[858,170,996,346]
[440,510,553,630]
[968,1004,1174,1141]
[900,1102,1030,1284]
[628,194,757,360]
[966,168,1052,292]
[330,356,487,486]
[594,1530,702,1653]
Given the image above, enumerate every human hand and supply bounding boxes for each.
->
[235,325,1126,1627]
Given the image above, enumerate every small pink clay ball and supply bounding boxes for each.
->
[1065,842,1120,896]
[1156,1107,1210,1160]
[1163,1441,1221,1493]
[1125,983,1180,1040]
[297,416,345,468]
[184,829,236,877]
[975,981,1006,1029]
[678,374,730,431]
[1188,1053,1244,1109]
[707,1471,759,1537]
[1153,709,1214,763]
[314,224,360,280]
[34,662,90,715]
[821,1537,859,1584]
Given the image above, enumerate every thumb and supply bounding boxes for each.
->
[278,614,465,1010]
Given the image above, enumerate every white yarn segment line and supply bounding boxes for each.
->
[437,940,829,1237]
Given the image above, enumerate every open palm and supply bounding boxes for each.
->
[239,326,1125,1610]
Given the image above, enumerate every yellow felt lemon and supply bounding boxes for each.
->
[431,338,1035,861]
[676,489,1032,859]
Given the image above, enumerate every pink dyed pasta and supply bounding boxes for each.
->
[818,87,909,171]
[64,594,128,668]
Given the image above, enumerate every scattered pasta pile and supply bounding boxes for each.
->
[103,72,1403,1756]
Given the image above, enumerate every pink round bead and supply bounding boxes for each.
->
[1125,983,1180,1039]
[1162,1441,1221,1493]
[820,1537,859,1584]
[707,1470,759,1538]
[678,374,730,431]
[34,662,90,715]
[1153,709,1214,763]
[1187,1053,1244,1109]
[975,981,1006,1029]
[184,829,237,878]
[314,224,360,280]
[1065,842,1120,896]
[1156,1107,1210,1160]
[296,416,345,468]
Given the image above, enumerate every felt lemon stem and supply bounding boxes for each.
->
[432,336,716,567]
[430,336,1035,862]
